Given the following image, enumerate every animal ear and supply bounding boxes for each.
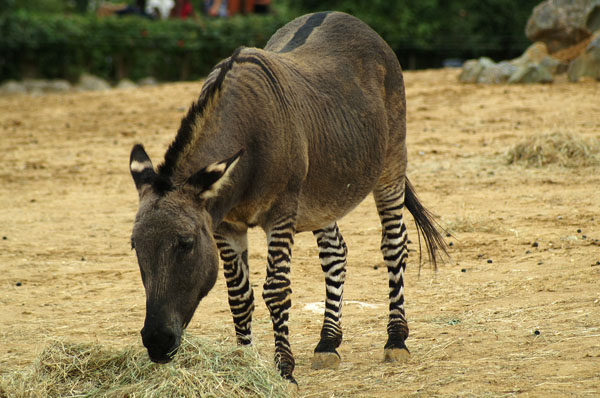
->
[129,144,156,195]
[186,149,244,199]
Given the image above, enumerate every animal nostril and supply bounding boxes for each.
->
[141,326,178,352]
[161,330,177,350]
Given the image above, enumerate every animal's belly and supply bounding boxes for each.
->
[295,176,377,232]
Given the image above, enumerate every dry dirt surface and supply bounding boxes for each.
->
[1,69,599,397]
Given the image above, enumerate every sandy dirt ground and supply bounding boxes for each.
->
[1,68,599,397]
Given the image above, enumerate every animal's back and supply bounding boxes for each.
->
[263,12,407,231]
[266,12,395,68]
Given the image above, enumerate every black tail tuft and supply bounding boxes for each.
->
[404,177,448,269]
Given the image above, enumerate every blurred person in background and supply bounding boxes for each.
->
[146,0,175,19]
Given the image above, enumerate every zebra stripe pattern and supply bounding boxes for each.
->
[312,222,347,356]
[374,184,410,352]
[214,233,255,346]
[263,218,296,381]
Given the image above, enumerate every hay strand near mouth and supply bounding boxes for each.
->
[507,132,600,168]
[0,335,292,398]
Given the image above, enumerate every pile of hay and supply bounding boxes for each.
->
[0,335,291,398]
[507,132,600,168]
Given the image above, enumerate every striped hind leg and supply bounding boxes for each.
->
[374,183,411,362]
[214,227,255,346]
[311,222,347,370]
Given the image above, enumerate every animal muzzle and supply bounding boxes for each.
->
[141,324,181,364]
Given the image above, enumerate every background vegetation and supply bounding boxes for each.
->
[0,0,541,82]
[285,0,542,68]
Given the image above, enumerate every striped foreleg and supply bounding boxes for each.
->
[375,184,410,362]
[214,233,254,346]
[311,222,347,370]
[263,219,296,382]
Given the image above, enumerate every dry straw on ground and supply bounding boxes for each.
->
[507,131,600,168]
[0,335,292,398]
[443,215,506,234]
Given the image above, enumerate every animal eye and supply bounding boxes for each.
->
[130,237,136,250]
[178,237,194,251]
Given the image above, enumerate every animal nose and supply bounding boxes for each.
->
[141,325,180,363]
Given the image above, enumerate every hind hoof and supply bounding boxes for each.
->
[311,352,341,370]
[384,347,410,363]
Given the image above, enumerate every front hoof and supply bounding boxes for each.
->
[383,347,410,363]
[311,351,341,370]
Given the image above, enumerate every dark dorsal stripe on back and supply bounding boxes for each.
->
[279,12,331,53]
[235,55,286,106]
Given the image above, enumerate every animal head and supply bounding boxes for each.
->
[129,144,242,363]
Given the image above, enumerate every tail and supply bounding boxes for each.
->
[404,177,448,269]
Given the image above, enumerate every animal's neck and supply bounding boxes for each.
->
[168,52,289,230]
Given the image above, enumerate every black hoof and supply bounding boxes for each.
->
[312,338,342,369]
[314,339,341,355]
[384,336,409,351]
[384,337,410,363]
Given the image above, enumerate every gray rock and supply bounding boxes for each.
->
[539,54,564,74]
[508,63,554,84]
[46,80,72,93]
[458,59,482,83]
[478,61,518,84]
[526,0,600,53]
[77,74,111,91]
[588,4,600,30]
[568,30,600,80]
[116,79,137,90]
[512,42,566,75]
[587,28,600,58]
[23,79,50,93]
[138,77,158,86]
[461,41,563,84]
[512,42,551,66]
[0,80,26,95]
[459,57,495,83]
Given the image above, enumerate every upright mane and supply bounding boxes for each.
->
[153,47,244,194]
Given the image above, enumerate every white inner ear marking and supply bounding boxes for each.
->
[200,156,240,199]
[130,160,153,173]
[205,162,227,174]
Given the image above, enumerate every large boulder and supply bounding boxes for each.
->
[568,30,600,80]
[526,0,600,53]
